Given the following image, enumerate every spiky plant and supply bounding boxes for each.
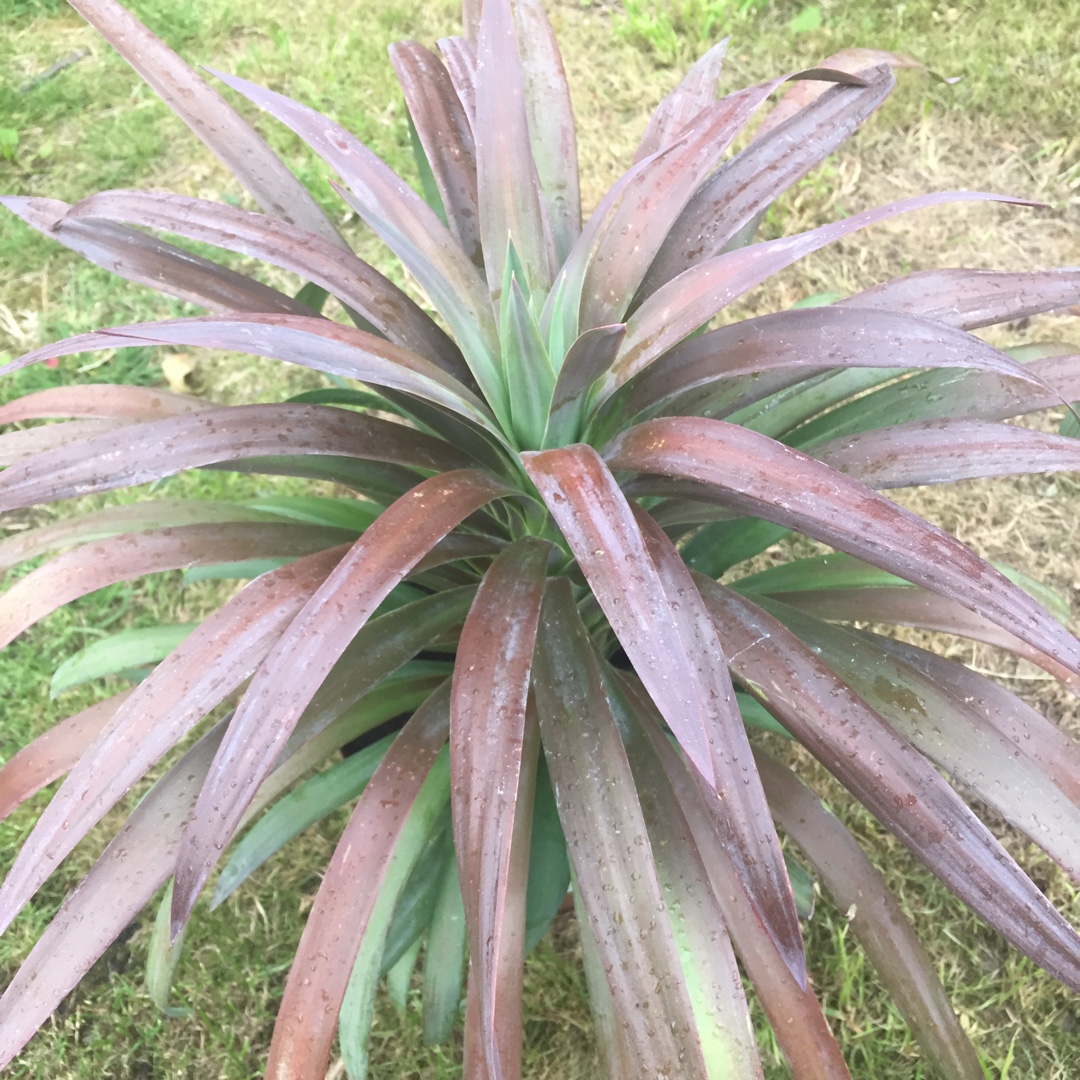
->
[3,0,1080,1076]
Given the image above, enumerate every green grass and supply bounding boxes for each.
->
[2,0,1080,1076]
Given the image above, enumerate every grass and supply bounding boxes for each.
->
[2,0,1079,1076]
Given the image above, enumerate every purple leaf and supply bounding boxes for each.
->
[545,324,626,447]
[0,524,350,651]
[812,418,1080,486]
[67,0,343,245]
[438,37,478,126]
[859,632,1080,811]
[619,674,852,1079]
[768,603,1080,885]
[512,0,581,261]
[0,197,315,317]
[640,65,893,293]
[0,403,468,511]
[0,547,345,938]
[451,538,550,1080]
[68,189,468,377]
[389,43,482,265]
[0,384,203,424]
[634,38,728,163]
[265,686,451,1079]
[0,690,131,823]
[761,583,1080,693]
[1,315,497,434]
[205,69,503,408]
[474,0,556,298]
[839,267,1080,330]
[755,751,984,1080]
[522,445,807,985]
[170,470,512,934]
[613,191,1043,389]
[0,418,135,465]
[532,578,709,1079]
[605,416,1080,682]
[0,499,280,571]
[698,579,1080,992]
[606,305,1053,424]
[0,718,227,1071]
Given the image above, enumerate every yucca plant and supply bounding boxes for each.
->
[3,0,1080,1075]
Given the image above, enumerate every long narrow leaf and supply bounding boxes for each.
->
[612,191,1041,388]
[0,690,132,823]
[170,470,511,933]
[755,751,984,1080]
[697,579,1080,992]
[634,38,728,162]
[0,197,316,316]
[389,42,481,265]
[605,305,1052,426]
[767,602,1080,884]
[0,403,469,511]
[68,0,343,245]
[0,524,350,650]
[68,189,468,377]
[0,547,344,938]
[640,66,893,293]
[451,537,549,1080]
[840,267,1080,330]
[623,676,851,1080]
[51,622,196,696]
[474,0,556,299]
[0,384,203,424]
[1,315,497,435]
[604,416,1080,682]
[532,578,709,1079]
[609,675,765,1080]
[206,69,505,417]
[512,0,580,261]
[0,718,227,1070]
[523,445,806,984]
[265,686,452,1080]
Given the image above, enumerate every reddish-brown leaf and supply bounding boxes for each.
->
[266,686,451,1080]
[0,719,228,1071]
[755,751,983,1080]
[170,470,512,933]
[698,579,1080,992]
[0,197,316,317]
[68,189,467,378]
[451,538,550,1080]
[68,0,343,245]
[522,445,806,986]
[812,418,1080,486]
[0,523,351,651]
[0,690,131,823]
[0,403,468,512]
[532,579,709,1079]
[390,42,482,265]
[0,547,346,938]
[605,417,1080,682]
[0,384,203,424]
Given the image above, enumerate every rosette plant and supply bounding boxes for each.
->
[3,0,1080,1075]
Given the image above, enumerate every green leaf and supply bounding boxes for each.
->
[785,854,816,920]
[146,880,190,1018]
[51,624,197,697]
[183,558,294,583]
[1062,406,1080,438]
[406,111,449,226]
[524,754,571,955]
[293,281,330,313]
[241,494,380,532]
[502,267,556,448]
[338,746,452,1080]
[386,936,423,1016]
[421,854,467,1045]
[210,733,395,908]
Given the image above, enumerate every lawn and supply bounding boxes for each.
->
[2,0,1079,1076]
